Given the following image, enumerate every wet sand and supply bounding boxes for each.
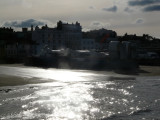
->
[0,64,159,87]
[0,75,53,87]
[138,66,160,76]
[113,66,160,76]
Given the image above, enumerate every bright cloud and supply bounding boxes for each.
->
[0,0,160,37]
[2,19,54,28]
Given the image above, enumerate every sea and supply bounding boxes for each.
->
[0,65,160,120]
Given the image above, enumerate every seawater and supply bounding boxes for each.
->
[0,66,160,120]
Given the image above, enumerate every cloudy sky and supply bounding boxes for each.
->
[0,0,160,37]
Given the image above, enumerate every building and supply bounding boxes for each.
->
[3,26,36,60]
[80,39,95,50]
[0,40,6,60]
[82,28,117,50]
[32,21,82,54]
[0,27,14,60]
[55,21,82,50]
[32,25,55,54]
[119,34,160,55]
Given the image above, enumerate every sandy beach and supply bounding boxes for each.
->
[0,64,159,87]
[0,75,53,87]
[138,66,160,76]
[0,65,160,120]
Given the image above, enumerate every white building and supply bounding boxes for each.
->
[32,25,55,54]
[80,39,95,50]
[5,43,35,57]
[32,21,82,54]
[5,44,18,57]
[54,21,82,50]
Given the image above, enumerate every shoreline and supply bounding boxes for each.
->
[0,74,53,87]
[0,64,160,87]
[138,66,160,76]
[1,63,160,76]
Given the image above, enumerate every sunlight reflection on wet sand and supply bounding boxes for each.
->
[1,66,160,120]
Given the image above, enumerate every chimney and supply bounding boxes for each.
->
[31,25,33,32]
[22,28,28,32]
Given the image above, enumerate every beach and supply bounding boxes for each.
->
[0,64,160,120]
[0,64,159,87]
[138,66,160,76]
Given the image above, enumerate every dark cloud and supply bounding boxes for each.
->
[90,21,110,29]
[128,0,160,6]
[92,22,101,26]
[128,0,160,12]
[89,6,95,9]
[124,7,134,13]
[102,5,117,12]
[143,5,160,11]
[2,19,52,28]
[135,18,144,24]
[90,21,103,28]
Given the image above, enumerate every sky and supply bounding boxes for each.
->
[0,0,160,37]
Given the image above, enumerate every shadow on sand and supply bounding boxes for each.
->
[113,68,150,75]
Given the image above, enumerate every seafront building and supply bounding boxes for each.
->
[32,21,83,54]
[80,38,95,50]
[1,20,159,65]
[0,21,118,59]
[32,21,118,55]
[0,21,117,62]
